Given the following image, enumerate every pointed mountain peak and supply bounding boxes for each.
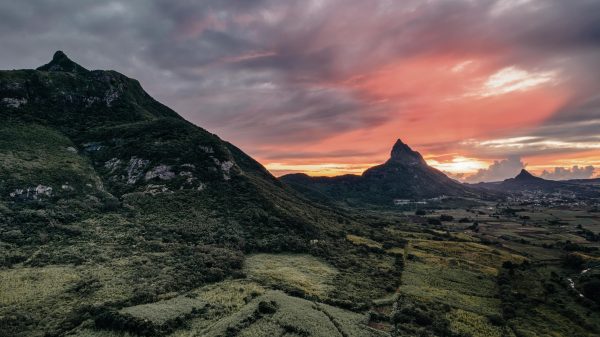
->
[515,169,537,180]
[37,51,89,73]
[389,139,427,165]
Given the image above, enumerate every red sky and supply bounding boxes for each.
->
[2,0,599,182]
[245,51,598,181]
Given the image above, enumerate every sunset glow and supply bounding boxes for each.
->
[3,0,599,182]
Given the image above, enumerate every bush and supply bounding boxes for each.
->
[562,253,586,269]
[427,218,442,226]
[488,314,505,326]
[582,279,600,304]
[439,215,454,222]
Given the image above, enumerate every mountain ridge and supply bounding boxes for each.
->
[281,139,482,207]
[0,51,369,271]
[474,169,600,197]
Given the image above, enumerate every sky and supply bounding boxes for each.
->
[1,0,599,182]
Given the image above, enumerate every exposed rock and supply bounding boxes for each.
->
[1,97,27,108]
[66,146,78,153]
[144,184,171,196]
[179,171,193,177]
[9,185,53,200]
[83,142,103,152]
[199,145,214,153]
[61,184,74,191]
[9,189,23,198]
[221,161,235,180]
[126,157,150,184]
[145,165,175,181]
[181,163,196,169]
[104,158,121,173]
[211,157,236,180]
[35,185,53,196]
[2,81,23,90]
[104,84,124,107]
[197,183,206,191]
[84,96,101,108]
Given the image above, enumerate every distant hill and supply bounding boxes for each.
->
[473,169,600,197]
[281,139,483,207]
[567,177,600,186]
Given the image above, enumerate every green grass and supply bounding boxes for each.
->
[244,254,338,298]
[120,296,206,325]
[446,309,513,337]
[346,234,383,249]
[0,122,102,196]
[0,266,80,307]
[393,238,527,334]
[411,240,526,273]
[201,290,385,337]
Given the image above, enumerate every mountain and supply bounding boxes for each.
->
[498,169,559,190]
[1,50,321,251]
[567,177,600,186]
[475,169,600,197]
[281,139,481,207]
[0,52,402,337]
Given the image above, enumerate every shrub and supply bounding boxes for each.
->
[439,215,454,222]
[562,253,586,269]
[427,218,442,226]
[582,279,600,304]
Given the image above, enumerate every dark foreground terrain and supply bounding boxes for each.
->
[1,53,599,337]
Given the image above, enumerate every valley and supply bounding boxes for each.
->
[3,194,600,336]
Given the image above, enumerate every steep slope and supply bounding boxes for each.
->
[281,139,480,207]
[0,52,406,337]
[0,51,327,251]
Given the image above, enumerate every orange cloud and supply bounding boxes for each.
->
[259,55,571,177]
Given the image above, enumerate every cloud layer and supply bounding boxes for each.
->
[540,166,596,180]
[465,156,526,183]
[1,1,599,180]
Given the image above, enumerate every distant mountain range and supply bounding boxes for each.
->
[472,169,600,197]
[281,139,484,206]
[281,141,600,206]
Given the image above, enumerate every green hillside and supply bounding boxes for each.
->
[1,52,599,337]
[0,52,403,336]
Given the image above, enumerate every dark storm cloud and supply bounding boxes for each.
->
[0,0,599,162]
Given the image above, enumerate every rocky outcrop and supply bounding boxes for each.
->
[9,185,53,200]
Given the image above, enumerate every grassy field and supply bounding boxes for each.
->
[398,239,508,329]
[243,254,339,299]
[199,290,386,337]
[4,203,600,337]
[346,234,384,249]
